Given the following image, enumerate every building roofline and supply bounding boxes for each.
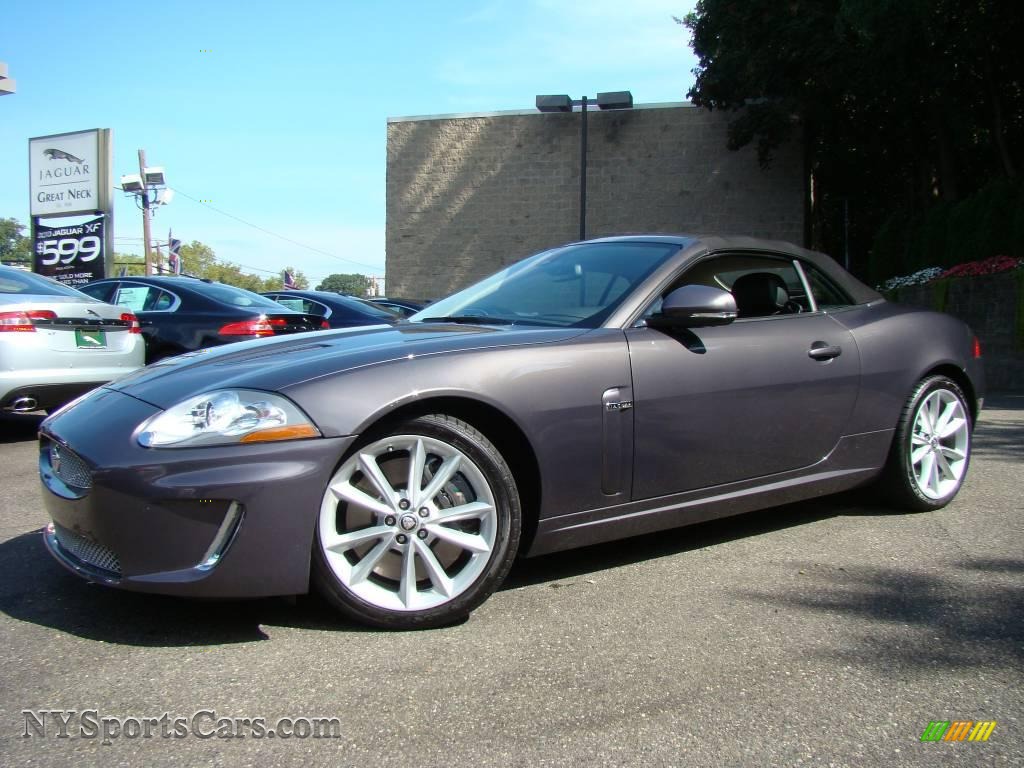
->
[387,101,695,124]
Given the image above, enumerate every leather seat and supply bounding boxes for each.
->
[731,272,790,318]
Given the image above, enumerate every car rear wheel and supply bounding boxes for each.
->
[313,414,521,629]
[879,375,972,511]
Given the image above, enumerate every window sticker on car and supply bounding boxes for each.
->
[114,287,149,312]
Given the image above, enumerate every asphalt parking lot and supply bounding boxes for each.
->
[0,397,1021,767]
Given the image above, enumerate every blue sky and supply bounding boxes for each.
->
[1,0,696,287]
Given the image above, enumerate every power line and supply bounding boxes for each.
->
[169,186,383,273]
[114,234,303,279]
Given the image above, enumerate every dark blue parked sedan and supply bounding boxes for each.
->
[262,289,400,328]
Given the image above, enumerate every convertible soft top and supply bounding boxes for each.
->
[588,234,883,306]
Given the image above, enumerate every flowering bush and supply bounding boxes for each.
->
[939,255,1024,279]
[878,256,1024,291]
[877,267,944,291]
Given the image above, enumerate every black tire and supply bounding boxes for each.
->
[313,414,521,630]
[877,375,973,511]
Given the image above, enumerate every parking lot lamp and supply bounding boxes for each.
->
[535,91,633,240]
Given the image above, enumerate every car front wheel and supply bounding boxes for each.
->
[313,414,521,629]
[879,375,973,511]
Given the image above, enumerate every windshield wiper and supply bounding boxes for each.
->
[416,315,514,325]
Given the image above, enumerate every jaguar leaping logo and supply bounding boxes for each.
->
[43,148,84,164]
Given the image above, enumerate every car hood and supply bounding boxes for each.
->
[105,322,587,409]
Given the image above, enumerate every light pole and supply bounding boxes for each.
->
[536,91,633,240]
[120,152,170,275]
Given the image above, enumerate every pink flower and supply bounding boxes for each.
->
[938,255,1023,280]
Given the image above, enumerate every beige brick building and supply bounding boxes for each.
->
[386,103,803,301]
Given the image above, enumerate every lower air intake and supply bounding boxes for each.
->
[53,524,121,576]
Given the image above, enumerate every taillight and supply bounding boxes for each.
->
[0,310,57,332]
[319,319,330,330]
[121,312,141,334]
[972,335,982,359]
[218,317,275,337]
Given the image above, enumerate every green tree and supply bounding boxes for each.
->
[102,238,313,292]
[0,217,32,263]
[111,253,146,276]
[681,0,1024,279]
[316,273,372,295]
[178,240,219,276]
[174,241,310,291]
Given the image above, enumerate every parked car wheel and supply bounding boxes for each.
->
[313,414,521,629]
[880,375,972,511]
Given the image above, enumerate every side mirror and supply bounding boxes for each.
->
[647,284,737,329]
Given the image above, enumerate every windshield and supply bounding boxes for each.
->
[412,241,682,327]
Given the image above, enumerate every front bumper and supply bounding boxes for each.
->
[39,387,355,598]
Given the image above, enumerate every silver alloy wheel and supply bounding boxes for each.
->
[318,434,498,612]
[908,387,970,500]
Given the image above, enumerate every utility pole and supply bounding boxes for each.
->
[138,149,154,275]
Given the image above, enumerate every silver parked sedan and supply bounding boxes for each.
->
[37,236,983,629]
[0,265,145,413]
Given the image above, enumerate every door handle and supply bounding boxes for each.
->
[808,342,842,361]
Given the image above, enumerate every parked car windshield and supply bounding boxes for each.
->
[412,241,683,327]
[0,267,93,298]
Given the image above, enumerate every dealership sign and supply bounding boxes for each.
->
[33,217,106,287]
[28,129,113,282]
[29,129,112,217]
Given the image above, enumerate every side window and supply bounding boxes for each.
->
[110,285,176,312]
[113,285,151,312]
[146,289,176,311]
[79,282,116,303]
[801,263,854,309]
[270,295,322,314]
[304,300,328,317]
[651,253,810,321]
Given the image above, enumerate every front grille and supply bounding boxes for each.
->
[53,524,121,576]
[49,442,92,490]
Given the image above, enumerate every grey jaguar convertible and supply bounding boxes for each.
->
[38,236,983,629]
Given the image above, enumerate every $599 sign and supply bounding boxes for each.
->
[33,217,107,288]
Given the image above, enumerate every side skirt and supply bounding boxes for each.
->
[526,429,893,557]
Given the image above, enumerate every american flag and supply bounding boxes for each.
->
[282,269,296,289]
[168,230,182,275]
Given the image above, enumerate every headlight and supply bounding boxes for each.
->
[137,389,321,448]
